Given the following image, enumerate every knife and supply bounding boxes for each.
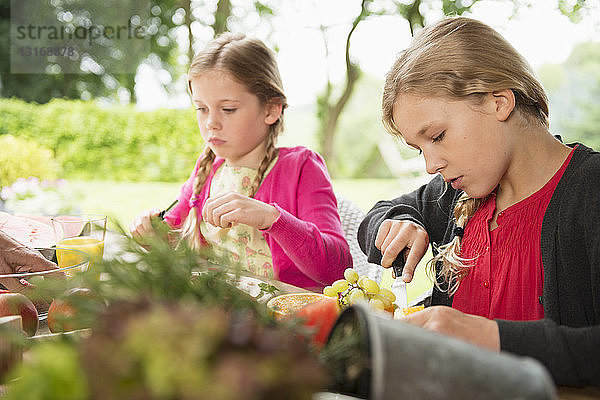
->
[390,252,408,311]
[158,199,179,220]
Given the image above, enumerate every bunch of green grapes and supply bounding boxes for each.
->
[322,268,397,314]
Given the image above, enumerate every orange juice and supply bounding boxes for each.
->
[56,236,104,277]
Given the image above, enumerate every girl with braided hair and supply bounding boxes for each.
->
[131,33,351,290]
[358,17,600,387]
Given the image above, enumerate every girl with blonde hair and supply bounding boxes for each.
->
[358,17,600,387]
[132,33,351,290]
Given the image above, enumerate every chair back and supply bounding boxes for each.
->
[336,195,383,283]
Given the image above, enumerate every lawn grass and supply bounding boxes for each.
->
[73,177,430,227]
[379,257,434,306]
[332,178,410,211]
[71,177,434,301]
[72,180,181,230]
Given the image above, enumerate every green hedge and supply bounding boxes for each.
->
[0,98,202,182]
[0,135,59,186]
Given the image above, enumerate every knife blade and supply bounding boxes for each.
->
[390,252,408,310]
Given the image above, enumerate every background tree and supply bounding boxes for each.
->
[315,0,597,175]
[0,0,179,103]
[1,0,596,178]
[539,41,600,149]
[315,0,485,174]
[0,0,276,104]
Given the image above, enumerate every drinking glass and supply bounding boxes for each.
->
[51,214,107,277]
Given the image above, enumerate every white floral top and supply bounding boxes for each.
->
[199,157,278,278]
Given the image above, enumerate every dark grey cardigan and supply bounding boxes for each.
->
[357,143,600,387]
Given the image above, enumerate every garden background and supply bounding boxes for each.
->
[1,0,600,296]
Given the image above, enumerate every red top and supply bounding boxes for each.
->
[452,147,576,320]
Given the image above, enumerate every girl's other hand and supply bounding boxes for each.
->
[130,208,161,244]
[374,219,429,282]
[202,192,280,230]
[401,306,500,351]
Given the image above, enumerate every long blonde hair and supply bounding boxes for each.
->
[382,17,550,293]
[180,33,287,249]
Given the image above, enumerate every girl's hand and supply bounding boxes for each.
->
[130,208,161,244]
[374,219,429,282]
[401,306,500,351]
[202,192,280,230]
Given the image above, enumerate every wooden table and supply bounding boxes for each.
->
[259,274,312,295]
[26,230,600,399]
[558,386,600,400]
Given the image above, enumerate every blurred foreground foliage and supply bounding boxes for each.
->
[5,230,328,400]
[0,98,200,182]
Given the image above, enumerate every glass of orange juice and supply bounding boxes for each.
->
[51,214,107,278]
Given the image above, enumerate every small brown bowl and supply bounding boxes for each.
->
[266,293,330,319]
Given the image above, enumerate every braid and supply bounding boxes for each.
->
[249,131,277,197]
[183,33,287,249]
[179,147,216,250]
[427,192,485,294]
[193,147,216,194]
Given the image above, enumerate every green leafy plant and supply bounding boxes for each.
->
[5,231,328,399]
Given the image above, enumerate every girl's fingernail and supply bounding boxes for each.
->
[402,273,411,282]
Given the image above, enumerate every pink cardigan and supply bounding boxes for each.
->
[164,146,352,290]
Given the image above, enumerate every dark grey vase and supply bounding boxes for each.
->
[323,304,557,400]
